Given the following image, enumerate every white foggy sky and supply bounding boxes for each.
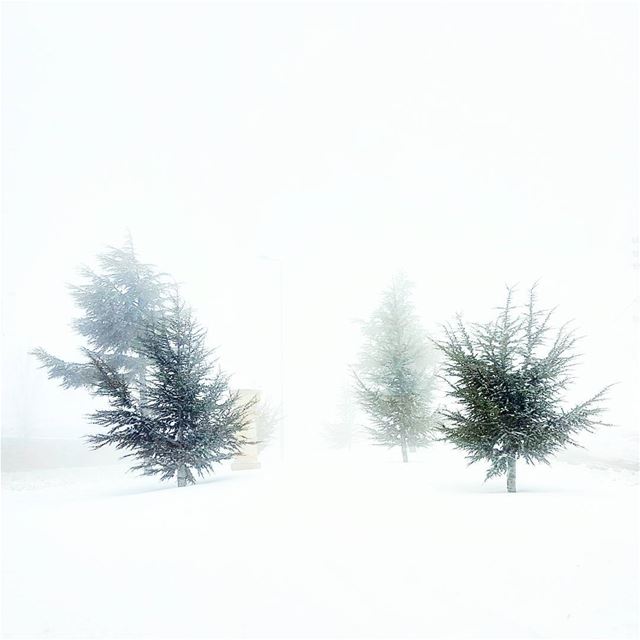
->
[2,2,638,447]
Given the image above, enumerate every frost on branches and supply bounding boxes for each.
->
[87,293,254,487]
[434,284,610,492]
[353,274,438,462]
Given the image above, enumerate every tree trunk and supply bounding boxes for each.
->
[139,365,148,415]
[177,463,187,488]
[400,434,408,463]
[507,456,516,493]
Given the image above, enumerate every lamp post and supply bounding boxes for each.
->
[259,255,285,462]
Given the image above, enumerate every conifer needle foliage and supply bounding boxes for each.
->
[32,236,168,393]
[434,284,611,492]
[87,293,254,486]
[353,274,438,462]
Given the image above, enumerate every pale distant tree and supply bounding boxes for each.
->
[32,237,168,404]
[254,398,281,453]
[324,387,358,450]
[353,274,438,462]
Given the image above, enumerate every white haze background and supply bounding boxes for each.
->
[2,2,638,456]
[2,4,639,640]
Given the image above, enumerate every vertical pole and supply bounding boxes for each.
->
[259,255,286,463]
[279,261,285,463]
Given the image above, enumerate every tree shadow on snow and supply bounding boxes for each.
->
[97,469,244,499]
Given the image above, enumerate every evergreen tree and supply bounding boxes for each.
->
[324,387,358,450]
[32,237,168,399]
[353,274,438,462]
[87,293,254,486]
[434,284,610,492]
[254,399,281,453]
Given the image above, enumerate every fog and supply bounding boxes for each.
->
[2,1,638,455]
[2,4,639,639]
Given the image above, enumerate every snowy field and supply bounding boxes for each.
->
[2,445,638,639]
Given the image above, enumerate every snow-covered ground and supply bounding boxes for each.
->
[2,445,638,639]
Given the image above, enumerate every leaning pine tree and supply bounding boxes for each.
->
[434,284,610,492]
[32,236,168,400]
[353,274,438,462]
[87,293,254,486]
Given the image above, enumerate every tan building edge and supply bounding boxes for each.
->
[231,389,261,471]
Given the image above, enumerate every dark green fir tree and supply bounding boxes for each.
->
[32,236,168,400]
[88,293,254,486]
[353,274,438,462]
[434,284,611,492]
